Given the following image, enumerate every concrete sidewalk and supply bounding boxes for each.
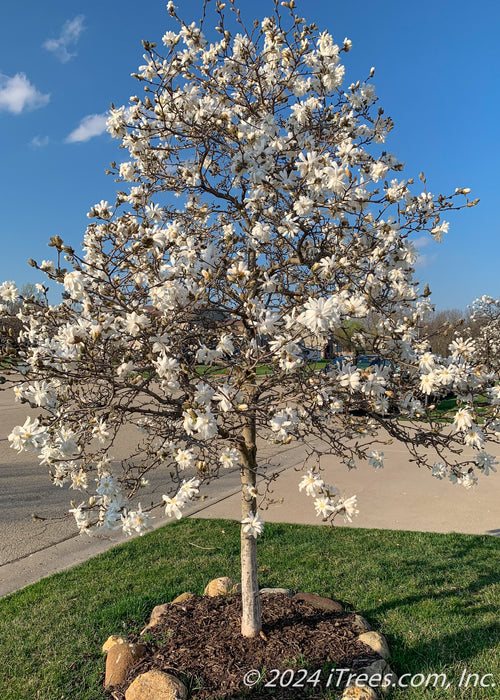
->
[200,442,500,535]
[1,435,499,598]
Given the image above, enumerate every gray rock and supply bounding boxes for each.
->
[351,614,371,633]
[260,587,293,596]
[356,658,398,695]
[141,602,170,634]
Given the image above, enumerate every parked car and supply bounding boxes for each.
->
[355,354,377,369]
[322,355,350,372]
[304,348,323,361]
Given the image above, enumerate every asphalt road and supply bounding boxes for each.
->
[0,392,77,565]
[0,387,306,567]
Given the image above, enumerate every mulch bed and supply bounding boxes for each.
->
[108,593,382,699]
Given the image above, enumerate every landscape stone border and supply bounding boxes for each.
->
[102,576,398,699]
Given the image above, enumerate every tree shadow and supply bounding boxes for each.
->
[355,538,500,677]
[363,567,500,619]
[386,622,500,681]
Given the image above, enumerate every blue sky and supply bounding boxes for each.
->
[1,0,498,310]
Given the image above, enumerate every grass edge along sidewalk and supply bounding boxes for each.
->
[1,519,499,699]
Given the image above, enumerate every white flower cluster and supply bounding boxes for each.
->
[269,407,299,441]
[0,280,18,311]
[431,450,498,489]
[121,505,153,536]
[163,477,201,519]
[9,417,47,452]
[298,470,359,523]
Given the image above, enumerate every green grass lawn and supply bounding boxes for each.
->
[430,394,490,424]
[1,520,499,699]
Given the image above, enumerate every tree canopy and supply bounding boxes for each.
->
[1,0,498,636]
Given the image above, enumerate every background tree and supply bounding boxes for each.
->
[466,296,500,372]
[1,0,498,639]
[0,282,45,355]
[424,308,467,357]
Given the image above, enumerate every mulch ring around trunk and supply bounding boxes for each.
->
[108,593,382,699]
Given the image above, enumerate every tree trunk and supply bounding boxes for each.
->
[239,416,262,637]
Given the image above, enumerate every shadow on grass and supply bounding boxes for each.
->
[392,621,500,683]
[361,539,500,618]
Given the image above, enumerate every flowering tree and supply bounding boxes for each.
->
[1,0,499,638]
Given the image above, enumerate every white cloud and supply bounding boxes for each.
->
[412,234,438,268]
[30,135,49,148]
[415,252,437,269]
[413,236,437,268]
[66,113,108,143]
[413,235,432,249]
[0,73,50,114]
[43,15,85,63]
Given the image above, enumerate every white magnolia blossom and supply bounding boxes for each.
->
[63,271,85,300]
[458,472,478,489]
[18,380,57,408]
[419,372,437,395]
[193,410,218,439]
[337,363,362,392]
[246,484,258,499]
[269,408,298,440]
[124,311,150,336]
[96,474,120,500]
[121,505,152,536]
[488,385,500,405]
[178,477,201,500]
[241,512,264,538]
[298,471,325,497]
[69,502,91,533]
[449,337,475,362]
[163,477,200,520]
[92,419,110,444]
[162,494,185,520]
[368,451,385,469]
[8,417,47,452]
[334,495,359,523]
[475,451,498,475]
[453,408,474,432]
[195,382,215,406]
[217,334,235,356]
[70,469,89,491]
[297,297,340,335]
[314,496,335,517]
[175,448,197,469]
[464,428,484,450]
[0,280,18,303]
[219,447,240,469]
[431,463,446,480]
